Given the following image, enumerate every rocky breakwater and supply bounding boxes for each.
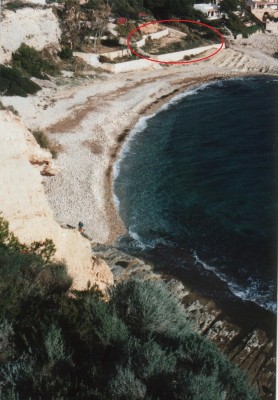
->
[0,110,113,291]
[93,244,276,400]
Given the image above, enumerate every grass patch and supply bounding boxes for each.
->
[0,64,41,97]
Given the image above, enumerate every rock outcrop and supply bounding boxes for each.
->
[93,244,276,400]
[0,110,113,291]
[0,7,61,63]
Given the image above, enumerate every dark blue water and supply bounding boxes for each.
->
[113,77,278,313]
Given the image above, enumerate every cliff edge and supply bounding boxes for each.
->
[0,7,61,63]
[0,110,113,291]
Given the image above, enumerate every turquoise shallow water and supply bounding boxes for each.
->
[113,77,278,313]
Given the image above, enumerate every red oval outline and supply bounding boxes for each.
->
[126,19,225,64]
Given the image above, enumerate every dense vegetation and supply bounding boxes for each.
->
[111,0,200,19]
[12,43,59,79]
[0,65,41,97]
[5,1,38,11]
[0,216,259,399]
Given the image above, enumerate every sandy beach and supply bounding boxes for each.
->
[2,35,277,243]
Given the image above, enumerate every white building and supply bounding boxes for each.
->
[194,3,222,19]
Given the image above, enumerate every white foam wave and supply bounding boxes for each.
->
[193,251,277,313]
[128,228,147,250]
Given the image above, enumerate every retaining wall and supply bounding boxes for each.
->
[74,43,224,73]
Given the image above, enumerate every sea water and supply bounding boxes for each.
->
[113,77,278,313]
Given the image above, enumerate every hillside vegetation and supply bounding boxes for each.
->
[0,215,259,399]
[0,65,41,97]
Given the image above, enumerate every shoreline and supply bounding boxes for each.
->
[103,72,277,325]
[1,33,277,245]
[104,71,264,244]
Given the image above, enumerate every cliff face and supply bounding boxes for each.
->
[0,7,61,63]
[0,111,113,291]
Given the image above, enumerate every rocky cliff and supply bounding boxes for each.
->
[0,110,113,291]
[0,7,61,63]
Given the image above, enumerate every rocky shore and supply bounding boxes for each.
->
[93,243,276,400]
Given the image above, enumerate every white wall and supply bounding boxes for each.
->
[74,43,223,73]
[113,58,162,73]
[110,43,223,73]
[157,44,222,62]
[99,48,131,60]
[73,52,101,66]
[135,28,169,48]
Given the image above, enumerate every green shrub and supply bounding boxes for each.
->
[0,214,56,262]
[0,321,14,362]
[111,279,190,336]
[36,263,73,294]
[5,1,36,10]
[74,294,129,349]
[176,371,224,400]
[58,46,73,60]
[109,367,147,400]
[0,353,34,394]
[0,65,41,97]
[12,43,58,79]
[129,338,176,380]
[44,324,66,364]
[226,366,259,400]
[31,130,59,159]
[116,22,141,40]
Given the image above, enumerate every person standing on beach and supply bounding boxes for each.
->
[78,221,84,234]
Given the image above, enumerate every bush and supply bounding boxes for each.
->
[75,294,129,349]
[5,1,36,11]
[32,130,59,159]
[58,46,73,60]
[12,43,58,79]
[0,321,14,363]
[0,65,41,97]
[44,324,66,364]
[116,22,141,40]
[129,338,176,380]
[109,367,147,400]
[175,371,224,400]
[111,279,190,336]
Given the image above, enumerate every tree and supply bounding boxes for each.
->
[89,3,111,50]
[61,0,81,50]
